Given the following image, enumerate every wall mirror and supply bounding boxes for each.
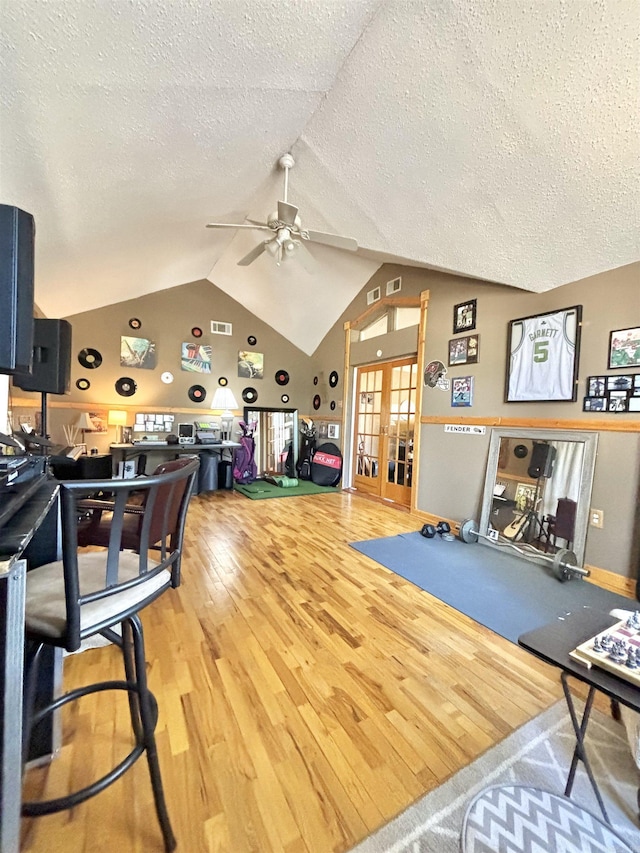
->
[244,407,298,477]
[478,428,599,567]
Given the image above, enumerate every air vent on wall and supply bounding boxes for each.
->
[210,320,232,336]
[386,276,402,295]
[366,286,381,305]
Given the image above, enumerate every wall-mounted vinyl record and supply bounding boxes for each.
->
[281,394,289,404]
[76,378,90,391]
[78,348,102,369]
[275,370,289,386]
[188,384,207,403]
[218,376,228,386]
[247,335,257,346]
[161,372,174,384]
[330,400,336,411]
[242,387,258,403]
[191,326,203,338]
[313,376,318,385]
[128,318,142,330]
[313,394,321,410]
[115,377,137,397]
[329,370,339,388]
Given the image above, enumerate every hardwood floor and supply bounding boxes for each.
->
[21,490,563,852]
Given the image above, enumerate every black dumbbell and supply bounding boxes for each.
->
[436,521,451,536]
[420,523,436,539]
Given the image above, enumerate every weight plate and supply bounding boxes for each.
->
[313,394,321,410]
[242,387,258,403]
[459,518,479,544]
[188,384,207,403]
[191,326,203,338]
[553,548,577,583]
[76,378,90,391]
[275,370,289,386]
[78,348,102,369]
[128,318,142,330]
[329,370,339,388]
[115,377,137,397]
[161,372,174,384]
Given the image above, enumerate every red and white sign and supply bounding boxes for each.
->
[313,452,341,469]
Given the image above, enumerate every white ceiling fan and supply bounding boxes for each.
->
[206,153,358,272]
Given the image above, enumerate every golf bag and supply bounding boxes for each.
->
[233,420,257,485]
[296,418,316,480]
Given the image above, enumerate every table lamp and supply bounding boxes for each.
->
[76,412,96,443]
[211,388,238,441]
[108,409,128,444]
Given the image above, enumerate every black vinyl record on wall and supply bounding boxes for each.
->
[281,394,289,404]
[242,387,258,403]
[78,348,102,369]
[76,378,90,391]
[128,318,142,330]
[275,370,289,386]
[329,370,339,388]
[313,394,321,410]
[115,377,137,397]
[188,384,207,403]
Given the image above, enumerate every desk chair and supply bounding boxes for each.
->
[21,457,200,851]
[540,497,577,553]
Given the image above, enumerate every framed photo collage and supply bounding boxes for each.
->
[583,373,640,413]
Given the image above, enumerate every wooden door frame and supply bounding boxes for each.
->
[342,290,430,512]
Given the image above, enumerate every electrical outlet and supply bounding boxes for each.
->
[590,508,604,529]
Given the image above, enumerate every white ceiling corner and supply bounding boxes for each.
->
[0,0,637,351]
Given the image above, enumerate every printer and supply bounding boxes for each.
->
[193,421,221,445]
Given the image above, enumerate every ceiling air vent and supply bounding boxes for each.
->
[386,276,402,295]
[366,286,381,305]
[211,320,232,336]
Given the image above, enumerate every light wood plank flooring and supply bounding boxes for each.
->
[21,489,564,852]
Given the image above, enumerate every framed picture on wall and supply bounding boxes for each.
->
[451,375,473,407]
[453,299,476,334]
[608,327,640,369]
[448,335,479,366]
[505,305,582,402]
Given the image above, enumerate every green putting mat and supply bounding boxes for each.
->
[234,479,339,499]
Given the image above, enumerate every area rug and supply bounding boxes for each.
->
[350,532,636,644]
[348,701,640,852]
[234,479,339,499]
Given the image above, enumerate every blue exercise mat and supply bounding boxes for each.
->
[350,532,636,644]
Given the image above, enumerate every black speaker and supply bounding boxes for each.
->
[14,318,72,395]
[527,443,556,479]
[0,204,35,374]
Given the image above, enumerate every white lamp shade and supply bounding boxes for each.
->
[211,388,238,412]
[108,409,128,427]
[75,412,96,431]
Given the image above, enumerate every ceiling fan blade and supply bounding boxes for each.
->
[304,229,358,251]
[207,222,272,231]
[277,201,299,227]
[293,241,319,275]
[246,218,272,228]
[237,242,268,266]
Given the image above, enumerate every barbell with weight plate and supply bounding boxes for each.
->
[458,518,589,583]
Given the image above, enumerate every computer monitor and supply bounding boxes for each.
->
[178,423,195,444]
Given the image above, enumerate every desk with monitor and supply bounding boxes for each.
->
[110,441,241,492]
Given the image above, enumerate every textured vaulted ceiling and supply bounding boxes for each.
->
[1,1,638,355]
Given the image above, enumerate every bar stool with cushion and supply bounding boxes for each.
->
[76,455,198,552]
[21,457,200,851]
[461,785,634,852]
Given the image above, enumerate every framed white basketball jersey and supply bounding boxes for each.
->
[506,306,582,402]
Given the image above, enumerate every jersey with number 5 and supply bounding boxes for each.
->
[508,311,575,401]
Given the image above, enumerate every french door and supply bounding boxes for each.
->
[352,358,417,506]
